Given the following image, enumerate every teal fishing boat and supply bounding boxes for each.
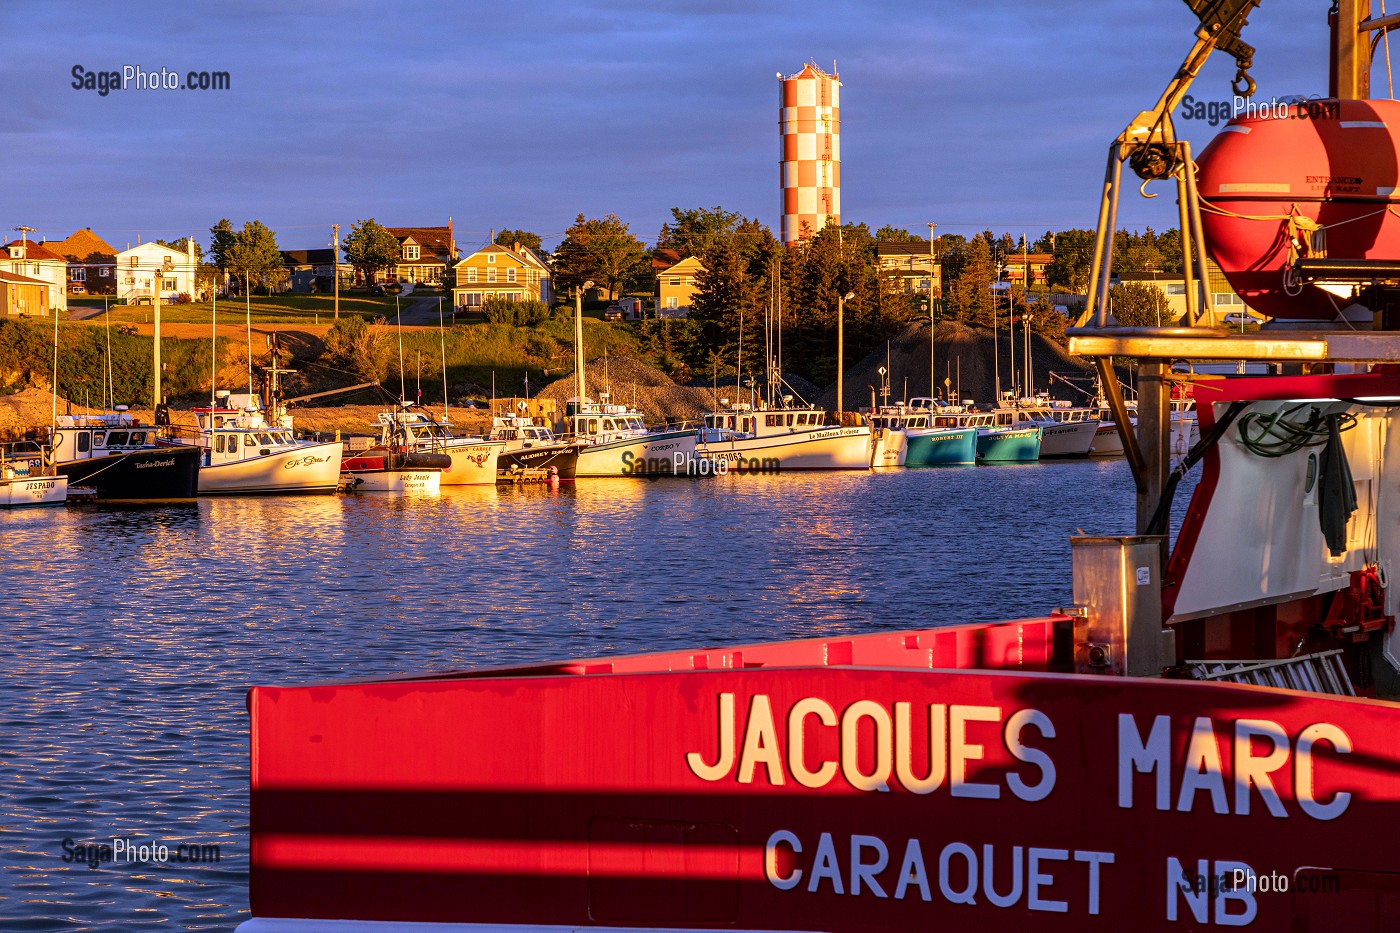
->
[901,398,977,465]
[929,405,1042,463]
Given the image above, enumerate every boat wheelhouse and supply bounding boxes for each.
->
[0,445,67,508]
[697,400,871,472]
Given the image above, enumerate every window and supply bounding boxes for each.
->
[164,255,172,265]
[460,292,482,307]
[1213,292,1243,306]
[1165,283,1187,296]
[466,267,477,283]
[216,435,226,453]
[77,433,89,453]
[487,254,496,264]
[665,297,678,309]
[487,269,496,283]
[125,276,135,285]
[245,434,257,447]
[100,268,109,278]
[669,277,680,286]
[163,278,177,291]
[404,245,420,261]
[93,433,106,448]
[71,268,86,282]
[507,268,516,283]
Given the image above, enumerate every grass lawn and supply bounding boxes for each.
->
[90,293,399,325]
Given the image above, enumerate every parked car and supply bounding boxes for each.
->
[603,305,623,321]
[1223,312,1260,326]
[370,282,403,296]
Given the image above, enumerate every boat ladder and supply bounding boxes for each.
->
[1186,650,1355,697]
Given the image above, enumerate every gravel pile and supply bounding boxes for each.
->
[536,356,726,424]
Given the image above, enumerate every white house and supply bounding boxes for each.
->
[115,241,197,302]
[2,239,69,314]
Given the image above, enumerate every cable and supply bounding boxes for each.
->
[1236,404,1356,458]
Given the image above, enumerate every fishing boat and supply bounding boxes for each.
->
[864,405,909,467]
[697,399,871,472]
[166,392,342,495]
[903,397,980,465]
[565,393,700,477]
[488,410,584,479]
[339,447,446,494]
[992,396,1099,458]
[48,411,201,502]
[240,7,1400,932]
[0,445,67,507]
[373,403,503,486]
[929,403,1041,463]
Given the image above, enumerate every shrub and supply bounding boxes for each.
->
[481,297,552,327]
[322,315,391,382]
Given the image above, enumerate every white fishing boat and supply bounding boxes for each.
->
[697,399,871,472]
[563,394,699,477]
[375,403,503,485]
[1091,396,1200,459]
[169,392,342,495]
[338,453,444,494]
[0,447,68,508]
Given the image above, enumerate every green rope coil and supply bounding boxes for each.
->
[1236,404,1357,458]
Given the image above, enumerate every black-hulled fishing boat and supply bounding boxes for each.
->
[50,411,200,502]
[489,411,584,479]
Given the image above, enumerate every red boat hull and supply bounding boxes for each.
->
[247,622,1400,931]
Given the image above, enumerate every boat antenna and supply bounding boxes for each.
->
[776,257,783,403]
[210,278,218,409]
[736,307,744,403]
[416,349,422,405]
[245,271,253,395]
[395,293,406,403]
[50,286,59,431]
[438,297,449,421]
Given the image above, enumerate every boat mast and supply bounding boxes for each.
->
[439,297,449,422]
[245,271,253,396]
[210,280,218,409]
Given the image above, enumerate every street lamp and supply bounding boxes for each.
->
[836,290,855,420]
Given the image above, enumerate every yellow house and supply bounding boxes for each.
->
[0,270,50,316]
[1117,259,1256,326]
[655,255,703,317]
[450,243,553,310]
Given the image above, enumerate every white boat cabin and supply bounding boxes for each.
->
[192,393,303,464]
[490,414,559,448]
[864,404,934,431]
[51,411,161,461]
[563,396,651,443]
[702,403,829,441]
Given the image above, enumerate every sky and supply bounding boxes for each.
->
[0,0,1346,254]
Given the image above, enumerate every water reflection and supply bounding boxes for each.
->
[1,460,1153,929]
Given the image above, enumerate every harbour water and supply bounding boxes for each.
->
[3,460,1162,930]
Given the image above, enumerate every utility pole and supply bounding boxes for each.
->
[331,223,341,320]
[837,290,854,420]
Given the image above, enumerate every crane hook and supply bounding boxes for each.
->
[1140,178,1159,199]
[1233,68,1256,98]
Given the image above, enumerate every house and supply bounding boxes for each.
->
[281,249,350,293]
[0,270,51,316]
[1117,259,1244,326]
[2,240,69,314]
[875,242,942,299]
[385,225,458,286]
[114,241,197,302]
[49,228,117,296]
[450,243,553,310]
[654,255,703,318]
[1000,252,1052,289]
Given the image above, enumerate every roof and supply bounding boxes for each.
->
[48,228,116,260]
[651,248,681,271]
[0,269,52,285]
[658,255,704,276]
[875,242,934,259]
[281,249,337,266]
[1118,259,1230,290]
[387,227,454,253]
[455,244,537,268]
[3,240,67,262]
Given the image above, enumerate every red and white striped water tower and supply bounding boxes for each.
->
[778,63,841,246]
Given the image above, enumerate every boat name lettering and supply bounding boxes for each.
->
[685,693,1056,800]
[283,454,333,469]
[1118,714,1352,821]
[764,829,1117,915]
[133,458,176,469]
